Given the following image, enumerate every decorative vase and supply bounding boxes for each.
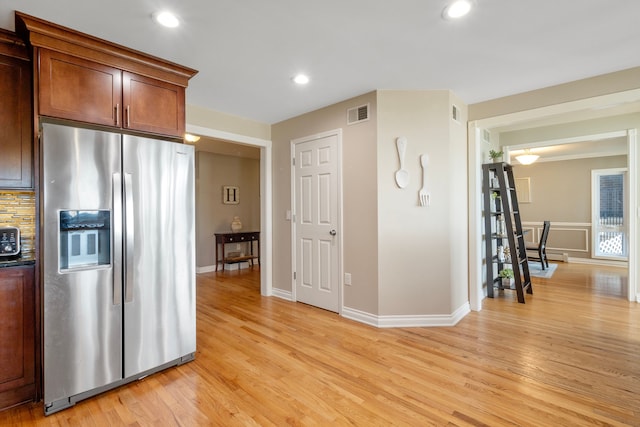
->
[231,216,242,232]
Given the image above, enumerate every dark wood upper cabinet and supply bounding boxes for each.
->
[0,29,33,189]
[39,49,122,128]
[16,12,197,139]
[123,71,185,137]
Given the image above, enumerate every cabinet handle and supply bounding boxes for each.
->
[115,104,119,126]
[125,105,130,128]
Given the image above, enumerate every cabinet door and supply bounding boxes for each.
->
[0,55,32,188]
[0,266,35,410]
[39,49,122,127]
[122,71,185,137]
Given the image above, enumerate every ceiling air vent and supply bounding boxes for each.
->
[452,104,460,122]
[347,103,370,125]
[482,129,491,143]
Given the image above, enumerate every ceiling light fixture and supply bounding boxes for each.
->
[292,74,310,85]
[515,149,539,165]
[153,11,180,28]
[184,133,200,143]
[442,0,475,19]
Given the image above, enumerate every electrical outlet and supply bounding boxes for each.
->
[236,244,241,250]
[344,273,352,286]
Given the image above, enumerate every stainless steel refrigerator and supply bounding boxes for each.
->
[41,122,196,415]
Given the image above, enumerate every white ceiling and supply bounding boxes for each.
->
[2,1,640,125]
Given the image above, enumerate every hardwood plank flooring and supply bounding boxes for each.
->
[1,262,638,426]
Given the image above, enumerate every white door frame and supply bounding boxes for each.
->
[187,124,273,297]
[290,129,343,311]
[468,94,639,308]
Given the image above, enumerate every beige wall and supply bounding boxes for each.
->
[499,112,639,261]
[186,65,640,311]
[187,104,271,141]
[271,89,469,318]
[271,91,380,314]
[196,152,260,268]
[376,91,468,316]
[468,67,640,121]
[513,156,627,258]
[499,113,640,147]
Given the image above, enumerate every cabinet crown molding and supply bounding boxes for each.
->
[0,27,29,61]
[15,11,198,87]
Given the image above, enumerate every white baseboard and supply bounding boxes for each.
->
[271,288,293,300]
[342,302,471,328]
[196,264,217,274]
[567,257,628,267]
[196,262,253,274]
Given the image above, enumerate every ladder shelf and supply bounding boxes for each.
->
[482,162,532,303]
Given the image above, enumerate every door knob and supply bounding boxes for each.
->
[329,229,337,236]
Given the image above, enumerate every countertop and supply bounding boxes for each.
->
[0,252,36,268]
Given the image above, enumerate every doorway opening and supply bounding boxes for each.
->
[468,92,639,310]
[186,124,272,296]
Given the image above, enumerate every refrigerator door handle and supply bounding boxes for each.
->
[112,173,123,305]
[124,173,135,303]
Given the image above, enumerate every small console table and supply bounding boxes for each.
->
[214,231,260,271]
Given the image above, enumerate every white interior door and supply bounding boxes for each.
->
[293,132,341,312]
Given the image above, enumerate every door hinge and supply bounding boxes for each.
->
[293,271,296,280]
[292,157,295,166]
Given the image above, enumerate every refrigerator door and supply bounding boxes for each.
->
[122,135,196,377]
[42,123,123,405]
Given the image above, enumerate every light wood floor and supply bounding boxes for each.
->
[1,263,638,426]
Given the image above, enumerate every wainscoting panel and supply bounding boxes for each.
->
[523,221,591,257]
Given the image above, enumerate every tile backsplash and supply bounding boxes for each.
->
[0,191,36,255]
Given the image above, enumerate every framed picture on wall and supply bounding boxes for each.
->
[222,186,239,204]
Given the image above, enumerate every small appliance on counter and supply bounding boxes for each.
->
[0,226,20,258]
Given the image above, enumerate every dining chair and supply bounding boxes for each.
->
[526,220,551,269]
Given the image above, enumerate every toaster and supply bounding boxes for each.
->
[0,226,20,257]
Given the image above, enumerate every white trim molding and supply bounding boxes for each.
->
[568,257,628,267]
[522,221,590,253]
[196,265,216,274]
[342,303,471,328]
[186,123,273,297]
[271,288,293,301]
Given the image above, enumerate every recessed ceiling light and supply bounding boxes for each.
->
[153,11,180,28]
[442,0,475,19]
[292,74,310,85]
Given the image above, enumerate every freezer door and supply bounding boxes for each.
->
[42,123,123,405]
[122,135,196,377]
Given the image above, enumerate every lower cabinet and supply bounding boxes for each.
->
[0,265,35,411]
